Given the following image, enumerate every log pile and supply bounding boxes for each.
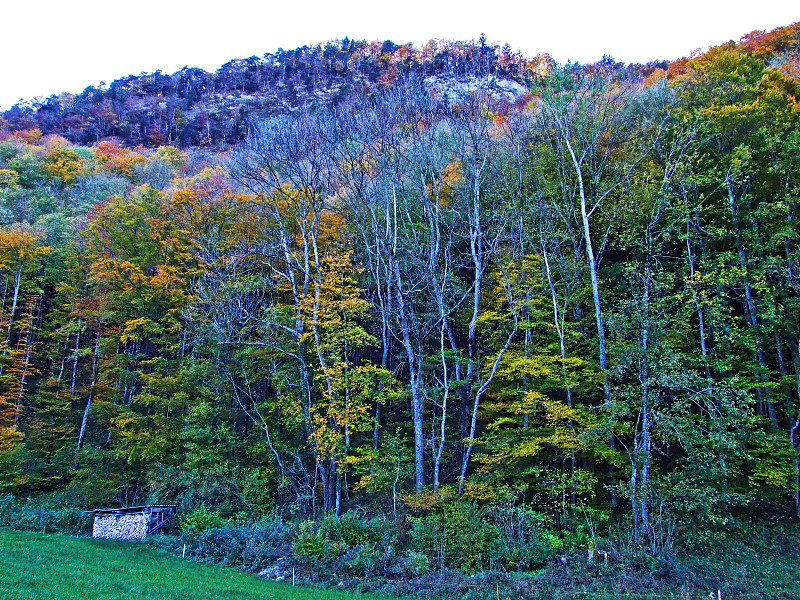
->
[92,513,148,540]
[91,505,175,540]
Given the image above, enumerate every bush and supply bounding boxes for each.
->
[183,515,292,572]
[180,502,222,534]
[292,519,327,564]
[487,502,555,571]
[0,495,92,534]
[291,511,400,574]
[402,549,430,577]
[318,511,373,547]
[0,494,15,526]
[410,499,500,571]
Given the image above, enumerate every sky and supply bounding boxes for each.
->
[0,1,797,110]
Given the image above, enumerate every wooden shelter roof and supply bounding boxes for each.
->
[92,505,176,516]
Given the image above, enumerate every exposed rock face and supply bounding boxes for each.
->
[424,75,530,105]
[92,513,148,540]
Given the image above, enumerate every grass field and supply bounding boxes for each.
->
[4,525,800,600]
[0,529,387,600]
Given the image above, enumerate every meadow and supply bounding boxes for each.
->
[0,529,385,600]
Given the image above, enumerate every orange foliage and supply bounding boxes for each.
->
[0,228,50,274]
[170,168,255,261]
[94,141,146,177]
[737,21,800,59]
[644,68,667,87]
[669,21,800,79]
[13,129,43,145]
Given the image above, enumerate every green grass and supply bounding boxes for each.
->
[0,529,389,600]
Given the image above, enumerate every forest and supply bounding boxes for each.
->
[1,21,800,599]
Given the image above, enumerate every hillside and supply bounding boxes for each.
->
[0,37,662,149]
[5,23,799,152]
[1,19,800,600]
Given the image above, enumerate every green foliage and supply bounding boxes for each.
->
[181,502,223,534]
[0,495,92,534]
[2,27,800,589]
[291,511,397,572]
[487,502,556,570]
[408,494,500,571]
[293,519,327,561]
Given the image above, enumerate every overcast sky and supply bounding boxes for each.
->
[0,1,797,109]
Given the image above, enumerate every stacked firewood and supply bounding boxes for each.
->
[92,513,148,540]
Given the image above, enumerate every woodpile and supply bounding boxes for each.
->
[91,505,175,540]
[92,513,148,540]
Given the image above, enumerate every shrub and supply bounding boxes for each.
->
[291,510,400,574]
[0,496,92,534]
[403,549,430,577]
[292,519,328,564]
[183,517,292,572]
[487,502,555,571]
[340,541,386,577]
[0,494,16,526]
[409,499,500,571]
[180,502,222,534]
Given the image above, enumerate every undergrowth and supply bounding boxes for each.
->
[3,493,799,600]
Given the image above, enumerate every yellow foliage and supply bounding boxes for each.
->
[42,144,85,185]
[644,68,667,87]
[0,425,24,450]
[0,169,19,188]
[462,481,505,501]
[0,228,50,274]
[401,485,458,512]
[152,145,187,170]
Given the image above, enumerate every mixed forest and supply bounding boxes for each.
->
[2,23,800,598]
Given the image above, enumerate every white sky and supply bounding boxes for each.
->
[0,1,797,110]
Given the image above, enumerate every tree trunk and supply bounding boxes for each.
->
[564,135,616,508]
[394,258,425,491]
[0,265,23,376]
[74,323,102,470]
[638,266,652,539]
[727,183,777,427]
[433,322,449,491]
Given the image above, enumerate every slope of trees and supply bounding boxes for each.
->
[1,37,663,150]
[1,23,800,565]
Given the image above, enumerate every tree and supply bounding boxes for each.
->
[533,65,669,509]
[0,227,49,425]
